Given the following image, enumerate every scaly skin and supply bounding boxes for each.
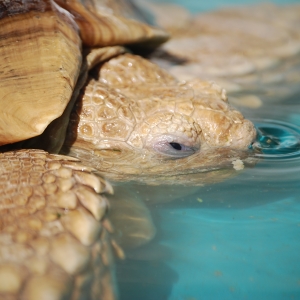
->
[63,53,256,184]
[0,149,123,300]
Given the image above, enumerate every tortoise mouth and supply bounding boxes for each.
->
[64,144,257,186]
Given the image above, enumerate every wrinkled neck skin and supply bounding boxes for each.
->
[62,54,257,186]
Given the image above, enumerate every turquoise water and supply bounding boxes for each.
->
[116,1,300,299]
[161,200,300,300]
[153,0,300,12]
[117,130,300,299]
[157,124,300,300]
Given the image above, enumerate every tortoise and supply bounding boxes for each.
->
[0,0,257,299]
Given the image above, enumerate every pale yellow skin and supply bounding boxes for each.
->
[64,53,256,184]
[0,150,122,300]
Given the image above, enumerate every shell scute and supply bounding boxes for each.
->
[0,0,82,146]
[55,0,169,47]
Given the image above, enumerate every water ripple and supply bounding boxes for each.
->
[252,119,300,159]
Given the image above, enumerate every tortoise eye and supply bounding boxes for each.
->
[169,142,182,150]
[161,141,195,157]
[149,135,198,158]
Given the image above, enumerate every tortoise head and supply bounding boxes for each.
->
[63,54,256,184]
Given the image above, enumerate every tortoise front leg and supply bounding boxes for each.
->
[0,149,121,300]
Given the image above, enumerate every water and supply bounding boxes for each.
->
[115,1,300,299]
[152,0,300,12]
[115,116,300,300]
